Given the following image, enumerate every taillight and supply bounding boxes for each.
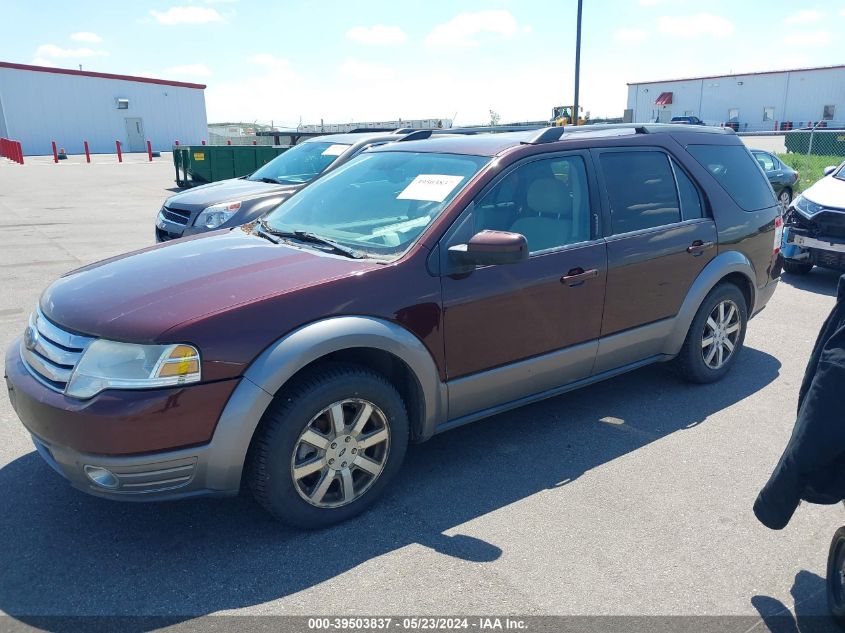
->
[773,214,783,255]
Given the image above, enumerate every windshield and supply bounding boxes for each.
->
[247,141,351,184]
[261,151,490,258]
[836,164,845,181]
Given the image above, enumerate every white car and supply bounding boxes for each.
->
[781,162,845,275]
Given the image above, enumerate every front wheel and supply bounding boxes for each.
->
[827,527,845,624]
[783,259,814,275]
[248,364,409,529]
[778,189,792,213]
[674,283,748,384]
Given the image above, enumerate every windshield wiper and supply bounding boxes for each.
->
[258,221,364,259]
[258,177,281,184]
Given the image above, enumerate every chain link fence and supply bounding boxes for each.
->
[778,128,845,192]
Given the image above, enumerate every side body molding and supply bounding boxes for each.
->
[660,249,757,357]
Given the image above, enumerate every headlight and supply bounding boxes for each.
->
[793,195,824,218]
[195,201,242,229]
[65,340,201,399]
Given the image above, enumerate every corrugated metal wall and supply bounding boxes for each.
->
[0,66,207,155]
[627,67,845,131]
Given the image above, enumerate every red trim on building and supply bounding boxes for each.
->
[0,61,206,90]
[655,92,673,105]
[628,63,845,86]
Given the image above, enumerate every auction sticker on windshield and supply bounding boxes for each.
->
[321,144,349,156]
[398,174,465,202]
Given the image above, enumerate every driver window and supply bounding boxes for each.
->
[474,156,592,253]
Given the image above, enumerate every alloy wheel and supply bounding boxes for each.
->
[701,299,741,370]
[290,399,390,508]
[779,190,791,212]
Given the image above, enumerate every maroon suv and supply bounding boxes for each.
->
[5,124,781,528]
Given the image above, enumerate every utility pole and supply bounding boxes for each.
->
[573,0,583,126]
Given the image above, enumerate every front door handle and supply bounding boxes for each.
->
[687,240,715,256]
[561,268,599,287]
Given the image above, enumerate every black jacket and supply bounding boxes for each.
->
[754,274,845,530]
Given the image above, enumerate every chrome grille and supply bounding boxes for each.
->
[20,309,94,392]
[161,206,191,226]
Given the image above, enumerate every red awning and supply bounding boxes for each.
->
[655,92,673,105]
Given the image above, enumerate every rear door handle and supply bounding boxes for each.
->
[687,240,715,256]
[561,268,599,287]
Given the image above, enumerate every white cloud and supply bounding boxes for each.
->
[163,63,212,77]
[639,0,663,5]
[34,44,109,59]
[337,58,396,81]
[425,10,521,48]
[346,24,407,45]
[614,28,649,43]
[70,32,102,43]
[784,10,823,24]
[31,58,58,67]
[784,30,831,46]
[248,53,295,75]
[658,13,735,38]
[150,6,223,25]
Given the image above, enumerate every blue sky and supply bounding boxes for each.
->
[2,0,843,126]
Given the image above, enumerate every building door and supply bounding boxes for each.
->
[124,118,145,152]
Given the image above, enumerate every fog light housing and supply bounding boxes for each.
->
[84,465,119,489]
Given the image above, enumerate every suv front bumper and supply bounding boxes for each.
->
[4,339,269,502]
[783,226,845,270]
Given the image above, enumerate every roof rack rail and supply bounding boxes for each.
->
[431,125,545,135]
[397,130,435,142]
[522,127,567,144]
[393,128,416,134]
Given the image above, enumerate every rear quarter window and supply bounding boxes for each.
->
[687,144,776,211]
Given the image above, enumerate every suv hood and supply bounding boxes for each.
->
[803,175,845,211]
[166,178,302,209]
[40,229,380,341]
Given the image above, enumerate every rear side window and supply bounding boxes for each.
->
[672,160,704,220]
[600,151,680,234]
[687,144,776,211]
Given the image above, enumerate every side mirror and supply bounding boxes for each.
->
[448,230,528,266]
[824,166,838,177]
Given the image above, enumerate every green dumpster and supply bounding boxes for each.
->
[784,130,845,157]
[173,145,289,187]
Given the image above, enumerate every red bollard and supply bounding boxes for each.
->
[146,140,153,162]
[17,141,24,165]
[115,140,123,163]
[51,141,59,163]
[252,140,257,145]
[83,140,90,163]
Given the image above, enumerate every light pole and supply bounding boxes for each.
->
[573,0,583,126]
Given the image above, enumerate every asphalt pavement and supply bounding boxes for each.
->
[0,154,843,629]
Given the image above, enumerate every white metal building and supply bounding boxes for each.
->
[0,62,207,155]
[626,64,845,131]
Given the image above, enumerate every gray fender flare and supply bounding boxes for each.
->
[661,250,757,357]
[205,316,445,492]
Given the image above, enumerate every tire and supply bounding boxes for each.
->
[247,363,409,529]
[827,527,845,625]
[783,259,814,275]
[673,283,748,384]
[778,188,792,213]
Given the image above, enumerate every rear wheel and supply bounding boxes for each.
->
[783,259,814,275]
[827,527,845,624]
[248,363,409,529]
[674,283,748,384]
